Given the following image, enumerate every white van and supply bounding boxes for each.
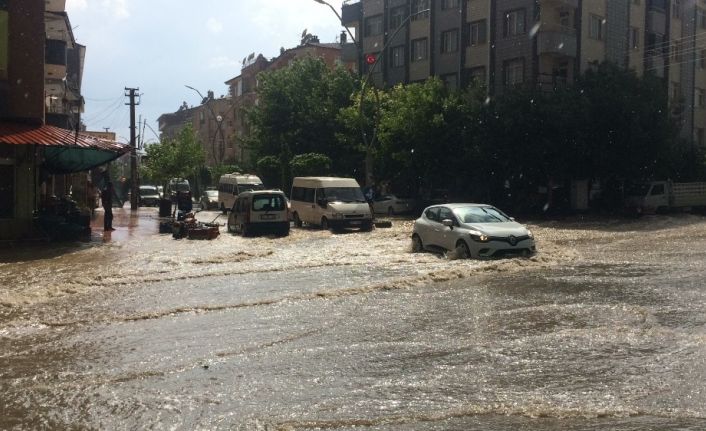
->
[226,190,290,236]
[290,177,373,231]
[217,173,264,212]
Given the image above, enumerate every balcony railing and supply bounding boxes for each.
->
[537,23,577,57]
[537,73,569,92]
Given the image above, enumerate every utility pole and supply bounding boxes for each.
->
[125,87,140,210]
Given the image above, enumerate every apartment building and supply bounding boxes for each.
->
[341,0,706,147]
[0,0,125,240]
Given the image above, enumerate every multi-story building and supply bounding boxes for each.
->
[159,40,349,170]
[0,0,124,241]
[341,0,706,147]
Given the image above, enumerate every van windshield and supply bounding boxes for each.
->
[252,194,285,212]
[238,183,265,193]
[320,187,366,203]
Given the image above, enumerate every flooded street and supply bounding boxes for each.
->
[1,208,705,430]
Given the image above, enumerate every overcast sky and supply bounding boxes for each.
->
[65,0,346,145]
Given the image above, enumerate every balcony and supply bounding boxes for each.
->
[536,24,577,57]
[539,0,578,8]
[45,39,67,79]
[341,42,359,64]
[537,73,569,92]
[342,0,362,26]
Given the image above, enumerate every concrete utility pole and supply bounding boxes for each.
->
[125,87,140,211]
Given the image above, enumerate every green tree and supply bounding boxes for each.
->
[142,124,205,189]
[247,57,359,176]
[289,153,332,177]
[256,156,281,189]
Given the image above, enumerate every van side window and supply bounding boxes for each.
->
[291,187,305,201]
[650,184,665,196]
[304,188,315,203]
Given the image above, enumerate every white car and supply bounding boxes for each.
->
[411,203,536,259]
[372,194,414,215]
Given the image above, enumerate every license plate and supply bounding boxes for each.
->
[349,221,361,225]
[260,214,276,220]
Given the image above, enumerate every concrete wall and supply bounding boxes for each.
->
[580,0,607,72]
[628,0,646,74]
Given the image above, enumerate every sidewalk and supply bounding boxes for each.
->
[91,206,167,243]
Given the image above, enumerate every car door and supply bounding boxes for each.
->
[438,206,460,250]
[417,207,442,248]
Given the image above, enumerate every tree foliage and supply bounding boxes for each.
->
[289,153,331,178]
[142,124,205,188]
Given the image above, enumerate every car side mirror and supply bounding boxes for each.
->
[317,198,328,207]
[442,219,454,229]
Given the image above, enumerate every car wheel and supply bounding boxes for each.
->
[321,217,330,231]
[455,240,471,259]
[387,206,395,216]
[227,221,235,233]
[293,212,302,228]
[411,234,424,253]
[220,203,227,214]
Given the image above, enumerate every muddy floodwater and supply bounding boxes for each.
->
[1,208,705,430]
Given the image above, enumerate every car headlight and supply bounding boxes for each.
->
[332,212,344,219]
[469,230,489,242]
[527,229,534,239]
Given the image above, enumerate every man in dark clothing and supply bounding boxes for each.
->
[102,182,115,231]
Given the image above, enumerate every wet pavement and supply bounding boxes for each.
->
[0,208,705,430]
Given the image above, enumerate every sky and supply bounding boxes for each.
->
[65,0,347,146]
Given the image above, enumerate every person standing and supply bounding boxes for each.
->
[102,182,115,231]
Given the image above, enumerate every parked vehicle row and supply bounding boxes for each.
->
[216,175,537,260]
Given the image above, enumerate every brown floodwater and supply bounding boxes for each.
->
[0,208,704,430]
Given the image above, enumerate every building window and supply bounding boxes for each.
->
[672,0,681,19]
[390,6,407,30]
[560,11,571,27]
[672,41,682,62]
[411,38,428,62]
[469,20,487,46]
[503,9,526,37]
[468,66,486,85]
[697,128,705,147]
[671,82,681,101]
[0,9,7,80]
[0,163,13,219]
[390,45,405,68]
[365,15,383,36]
[441,0,459,10]
[411,0,430,21]
[630,27,640,49]
[504,58,525,86]
[697,88,705,108]
[441,29,459,53]
[589,14,604,40]
[699,8,706,28]
[701,50,706,69]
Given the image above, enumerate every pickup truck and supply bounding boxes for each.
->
[625,180,706,214]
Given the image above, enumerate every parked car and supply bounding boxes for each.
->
[372,194,414,215]
[411,203,536,259]
[138,185,161,207]
[200,189,219,210]
[227,190,290,237]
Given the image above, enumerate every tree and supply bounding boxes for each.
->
[246,57,360,176]
[289,153,331,177]
[142,124,205,189]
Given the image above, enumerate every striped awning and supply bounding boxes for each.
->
[0,122,130,174]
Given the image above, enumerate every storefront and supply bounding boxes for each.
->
[0,122,128,241]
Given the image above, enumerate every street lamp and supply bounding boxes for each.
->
[184,85,226,166]
[313,0,429,187]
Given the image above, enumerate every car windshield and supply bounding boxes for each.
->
[252,194,285,212]
[139,187,158,196]
[320,187,366,203]
[453,206,512,223]
[626,183,651,197]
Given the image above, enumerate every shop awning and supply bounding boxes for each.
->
[0,122,130,174]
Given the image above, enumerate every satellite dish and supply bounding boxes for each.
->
[248,52,255,60]
[302,28,308,39]
[242,57,246,65]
